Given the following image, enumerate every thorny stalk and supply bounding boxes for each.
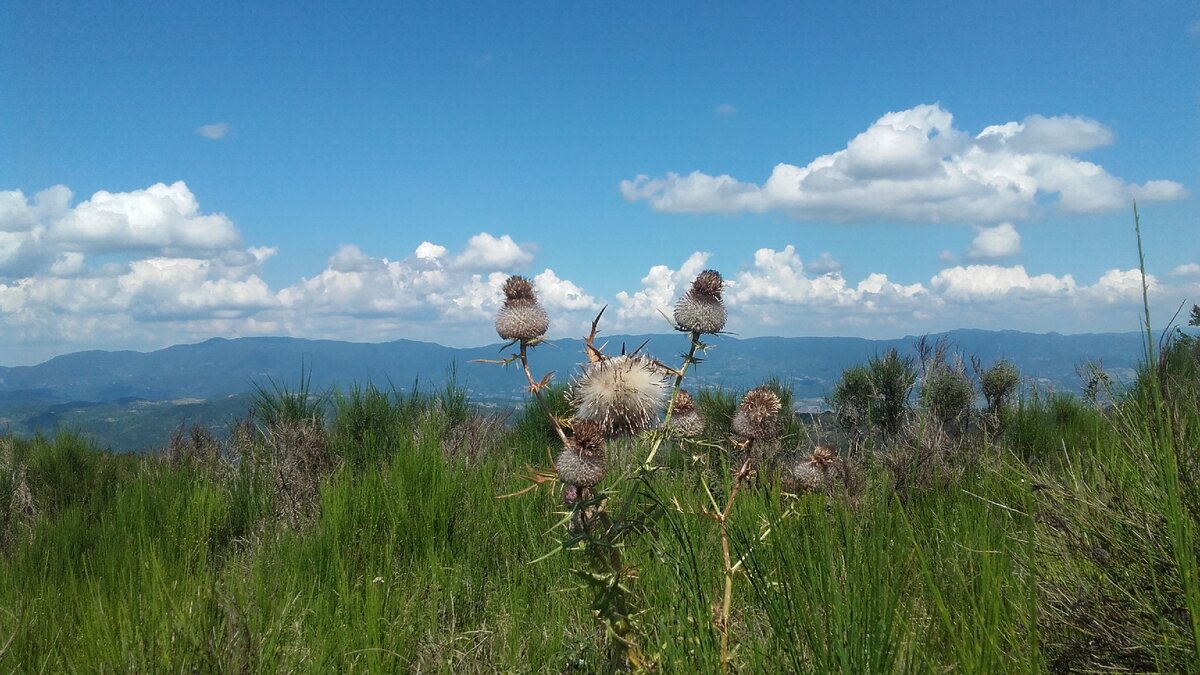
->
[518,339,569,447]
[642,330,705,468]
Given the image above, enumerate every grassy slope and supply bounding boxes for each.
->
[0,343,1197,673]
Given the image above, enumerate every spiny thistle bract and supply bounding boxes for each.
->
[555,419,607,487]
[666,389,705,438]
[731,386,782,441]
[674,269,727,334]
[570,354,671,436]
[495,275,549,341]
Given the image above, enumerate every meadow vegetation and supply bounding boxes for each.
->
[1,282,1198,671]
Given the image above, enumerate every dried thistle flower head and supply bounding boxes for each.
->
[674,269,727,334]
[731,386,782,440]
[811,445,836,465]
[569,419,606,454]
[667,389,705,438]
[555,448,606,487]
[782,455,826,492]
[495,275,549,341]
[502,275,536,301]
[569,354,671,435]
[555,419,607,487]
[673,389,696,414]
[781,445,837,492]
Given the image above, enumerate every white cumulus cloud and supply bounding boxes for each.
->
[615,251,711,322]
[450,232,534,270]
[930,264,1077,301]
[966,222,1021,260]
[620,103,1185,223]
[807,251,843,276]
[534,268,601,311]
[49,181,241,253]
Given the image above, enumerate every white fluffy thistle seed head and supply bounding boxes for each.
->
[731,386,782,440]
[495,275,549,341]
[674,269,727,334]
[569,354,671,435]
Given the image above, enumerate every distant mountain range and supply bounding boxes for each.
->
[0,329,1153,452]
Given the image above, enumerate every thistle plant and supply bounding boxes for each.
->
[555,419,608,489]
[485,268,798,671]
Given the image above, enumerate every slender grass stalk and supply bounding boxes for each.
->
[1133,203,1200,666]
[714,456,751,671]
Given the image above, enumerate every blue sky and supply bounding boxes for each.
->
[1,1,1197,365]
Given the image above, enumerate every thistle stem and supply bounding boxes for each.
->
[717,456,750,671]
[518,340,569,446]
[642,330,704,467]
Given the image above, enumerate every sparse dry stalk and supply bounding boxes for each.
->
[715,453,753,670]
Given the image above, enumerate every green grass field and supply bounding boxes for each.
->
[1,327,1197,673]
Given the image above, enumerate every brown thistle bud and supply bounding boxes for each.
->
[673,389,696,414]
[674,269,727,334]
[811,445,836,465]
[667,389,705,438]
[569,419,606,454]
[781,445,838,492]
[495,275,549,341]
[731,386,782,440]
[555,419,607,487]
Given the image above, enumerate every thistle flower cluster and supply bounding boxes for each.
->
[674,269,727,334]
[495,275,549,341]
[489,269,835,669]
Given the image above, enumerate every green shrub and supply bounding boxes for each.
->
[919,360,974,431]
[830,347,918,441]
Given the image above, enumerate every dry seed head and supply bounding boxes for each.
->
[666,389,704,437]
[569,419,606,455]
[502,275,536,302]
[674,270,727,334]
[811,445,836,465]
[673,389,696,414]
[495,275,549,341]
[670,409,705,438]
[691,270,724,299]
[569,354,671,435]
[731,386,782,440]
[781,451,830,492]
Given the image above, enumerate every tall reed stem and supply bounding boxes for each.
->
[1132,204,1200,666]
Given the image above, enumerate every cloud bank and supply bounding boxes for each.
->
[620,103,1185,223]
[0,179,1190,365]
